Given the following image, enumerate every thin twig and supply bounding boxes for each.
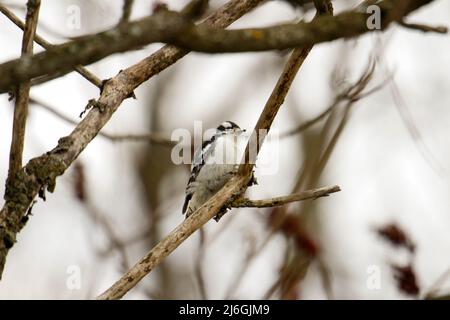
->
[29,97,175,146]
[7,0,40,179]
[232,185,340,208]
[100,133,175,146]
[399,20,448,34]
[375,45,444,174]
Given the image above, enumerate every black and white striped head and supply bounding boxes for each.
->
[216,121,243,134]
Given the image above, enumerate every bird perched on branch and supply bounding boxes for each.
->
[182,121,252,221]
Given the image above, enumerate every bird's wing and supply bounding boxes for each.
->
[182,193,192,214]
[182,136,217,214]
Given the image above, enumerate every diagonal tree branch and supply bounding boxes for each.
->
[96,0,334,301]
[96,48,305,300]
[0,0,438,93]
[7,0,40,179]
[0,0,265,282]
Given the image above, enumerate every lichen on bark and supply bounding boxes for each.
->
[4,151,67,222]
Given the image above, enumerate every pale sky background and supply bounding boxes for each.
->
[0,0,449,299]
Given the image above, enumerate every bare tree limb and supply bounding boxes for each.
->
[280,104,334,138]
[99,133,175,146]
[377,49,444,174]
[0,0,438,93]
[0,3,103,88]
[232,185,340,208]
[0,0,265,281]
[7,0,40,179]
[95,0,334,301]
[0,0,209,90]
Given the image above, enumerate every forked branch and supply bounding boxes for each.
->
[0,0,266,282]
[0,0,438,93]
[96,0,334,300]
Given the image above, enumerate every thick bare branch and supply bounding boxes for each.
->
[0,3,102,88]
[0,0,265,281]
[0,0,437,93]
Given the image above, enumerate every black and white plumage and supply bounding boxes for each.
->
[182,121,247,220]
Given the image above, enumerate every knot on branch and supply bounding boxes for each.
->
[27,155,67,194]
[0,226,17,249]
[4,151,67,219]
